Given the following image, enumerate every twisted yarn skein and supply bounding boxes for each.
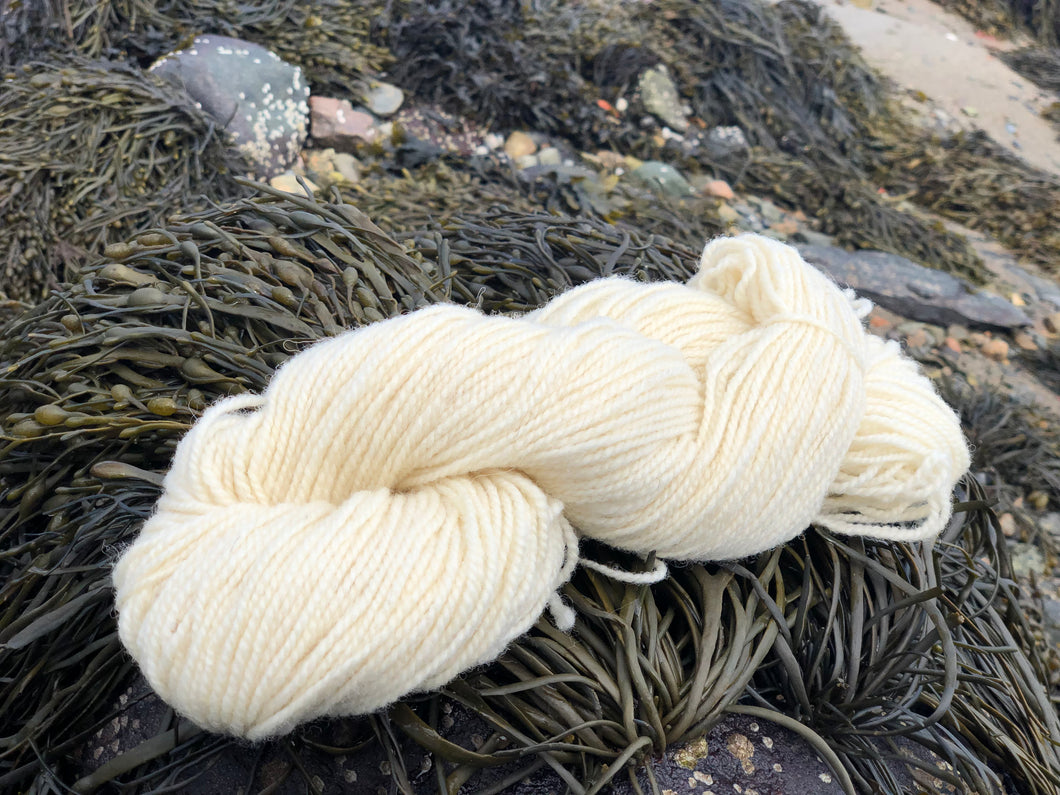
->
[113,234,969,739]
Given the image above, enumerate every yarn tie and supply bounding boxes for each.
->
[113,234,969,739]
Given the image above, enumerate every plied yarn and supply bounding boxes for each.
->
[113,234,969,739]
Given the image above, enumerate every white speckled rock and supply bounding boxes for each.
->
[150,35,310,178]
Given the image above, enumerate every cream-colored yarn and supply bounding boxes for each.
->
[112,234,969,739]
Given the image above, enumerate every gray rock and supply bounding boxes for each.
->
[150,36,309,178]
[632,160,694,197]
[793,229,835,248]
[1041,591,1060,649]
[797,244,1032,330]
[638,64,689,131]
[704,125,749,160]
[1008,542,1047,579]
[360,80,404,117]
[1039,512,1060,542]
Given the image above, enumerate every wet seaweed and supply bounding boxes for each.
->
[931,0,1060,46]
[877,131,1060,274]
[0,56,251,303]
[0,0,392,93]
[1000,45,1060,93]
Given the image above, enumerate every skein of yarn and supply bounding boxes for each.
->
[113,234,969,739]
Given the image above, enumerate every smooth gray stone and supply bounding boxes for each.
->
[798,244,1031,329]
[632,160,694,197]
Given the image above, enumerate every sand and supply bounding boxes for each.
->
[801,0,1060,176]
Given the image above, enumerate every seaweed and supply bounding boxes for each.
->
[0,0,392,93]
[931,0,1060,46]
[0,56,251,303]
[1000,45,1060,93]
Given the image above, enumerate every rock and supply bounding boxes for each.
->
[868,314,893,333]
[515,154,538,169]
[769,219,799,237]
[756,198,784,225]
[331,153,361,185]
[704,125,749,160]
[504,131,537,160]
[716,203,741,225]
[632,161,694,197]
[1039,512,1060,540]
[796,245,1033,330]
[1008,542,1046,579]
[360,80,404,116]
[1045,312,1060,334]
[1041,594,1060,649]
[302,149,359,189]
[537,147,562,166]
[793,229,834,248]
[700,179,735,200]
[269,172,318,197]
[637,64,689,131]
[903,326,930,348]
[149,36,309,178]
[999,512,1017,537]
[309,96,379,150]
[1028,491,1050,511]
[943,336,962,354]
[1013,331,1038,351]
[592,150,627,170]
[981,338,1009,360]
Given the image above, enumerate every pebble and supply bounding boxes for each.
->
[1028,492,1051,512]
[632,160,694,197]
[701,179,735,200]
[717,203,741,225]
[1013,331,1038,351]
[309,96,379,149]
[1045,312,1060,334]
[331,153,361,185]
[149,35,309,178]
[869,314,893,332]
[269,172,318,196]
[769,219,799,237]
[903,327,930,348]
[504,131,537,160]
[537,147,562,166]
[981,338,1009,360]
[361,81,404,116]
[592,150,627,170]
[1008,542,1046,579]
[999,512,1017,538]
[943,336,962,354]
[301,148,360,188]
[705,125,749,159]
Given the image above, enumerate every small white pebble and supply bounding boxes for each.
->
[749,722,759,732]
[761,737,773,750]
[819,773,833,784]
[773,763,782,773]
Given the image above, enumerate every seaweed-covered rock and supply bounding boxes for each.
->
[150,36,309,178]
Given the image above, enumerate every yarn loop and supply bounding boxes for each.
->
[113,234,969,739]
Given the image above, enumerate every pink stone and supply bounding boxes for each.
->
[309,96,378,150]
